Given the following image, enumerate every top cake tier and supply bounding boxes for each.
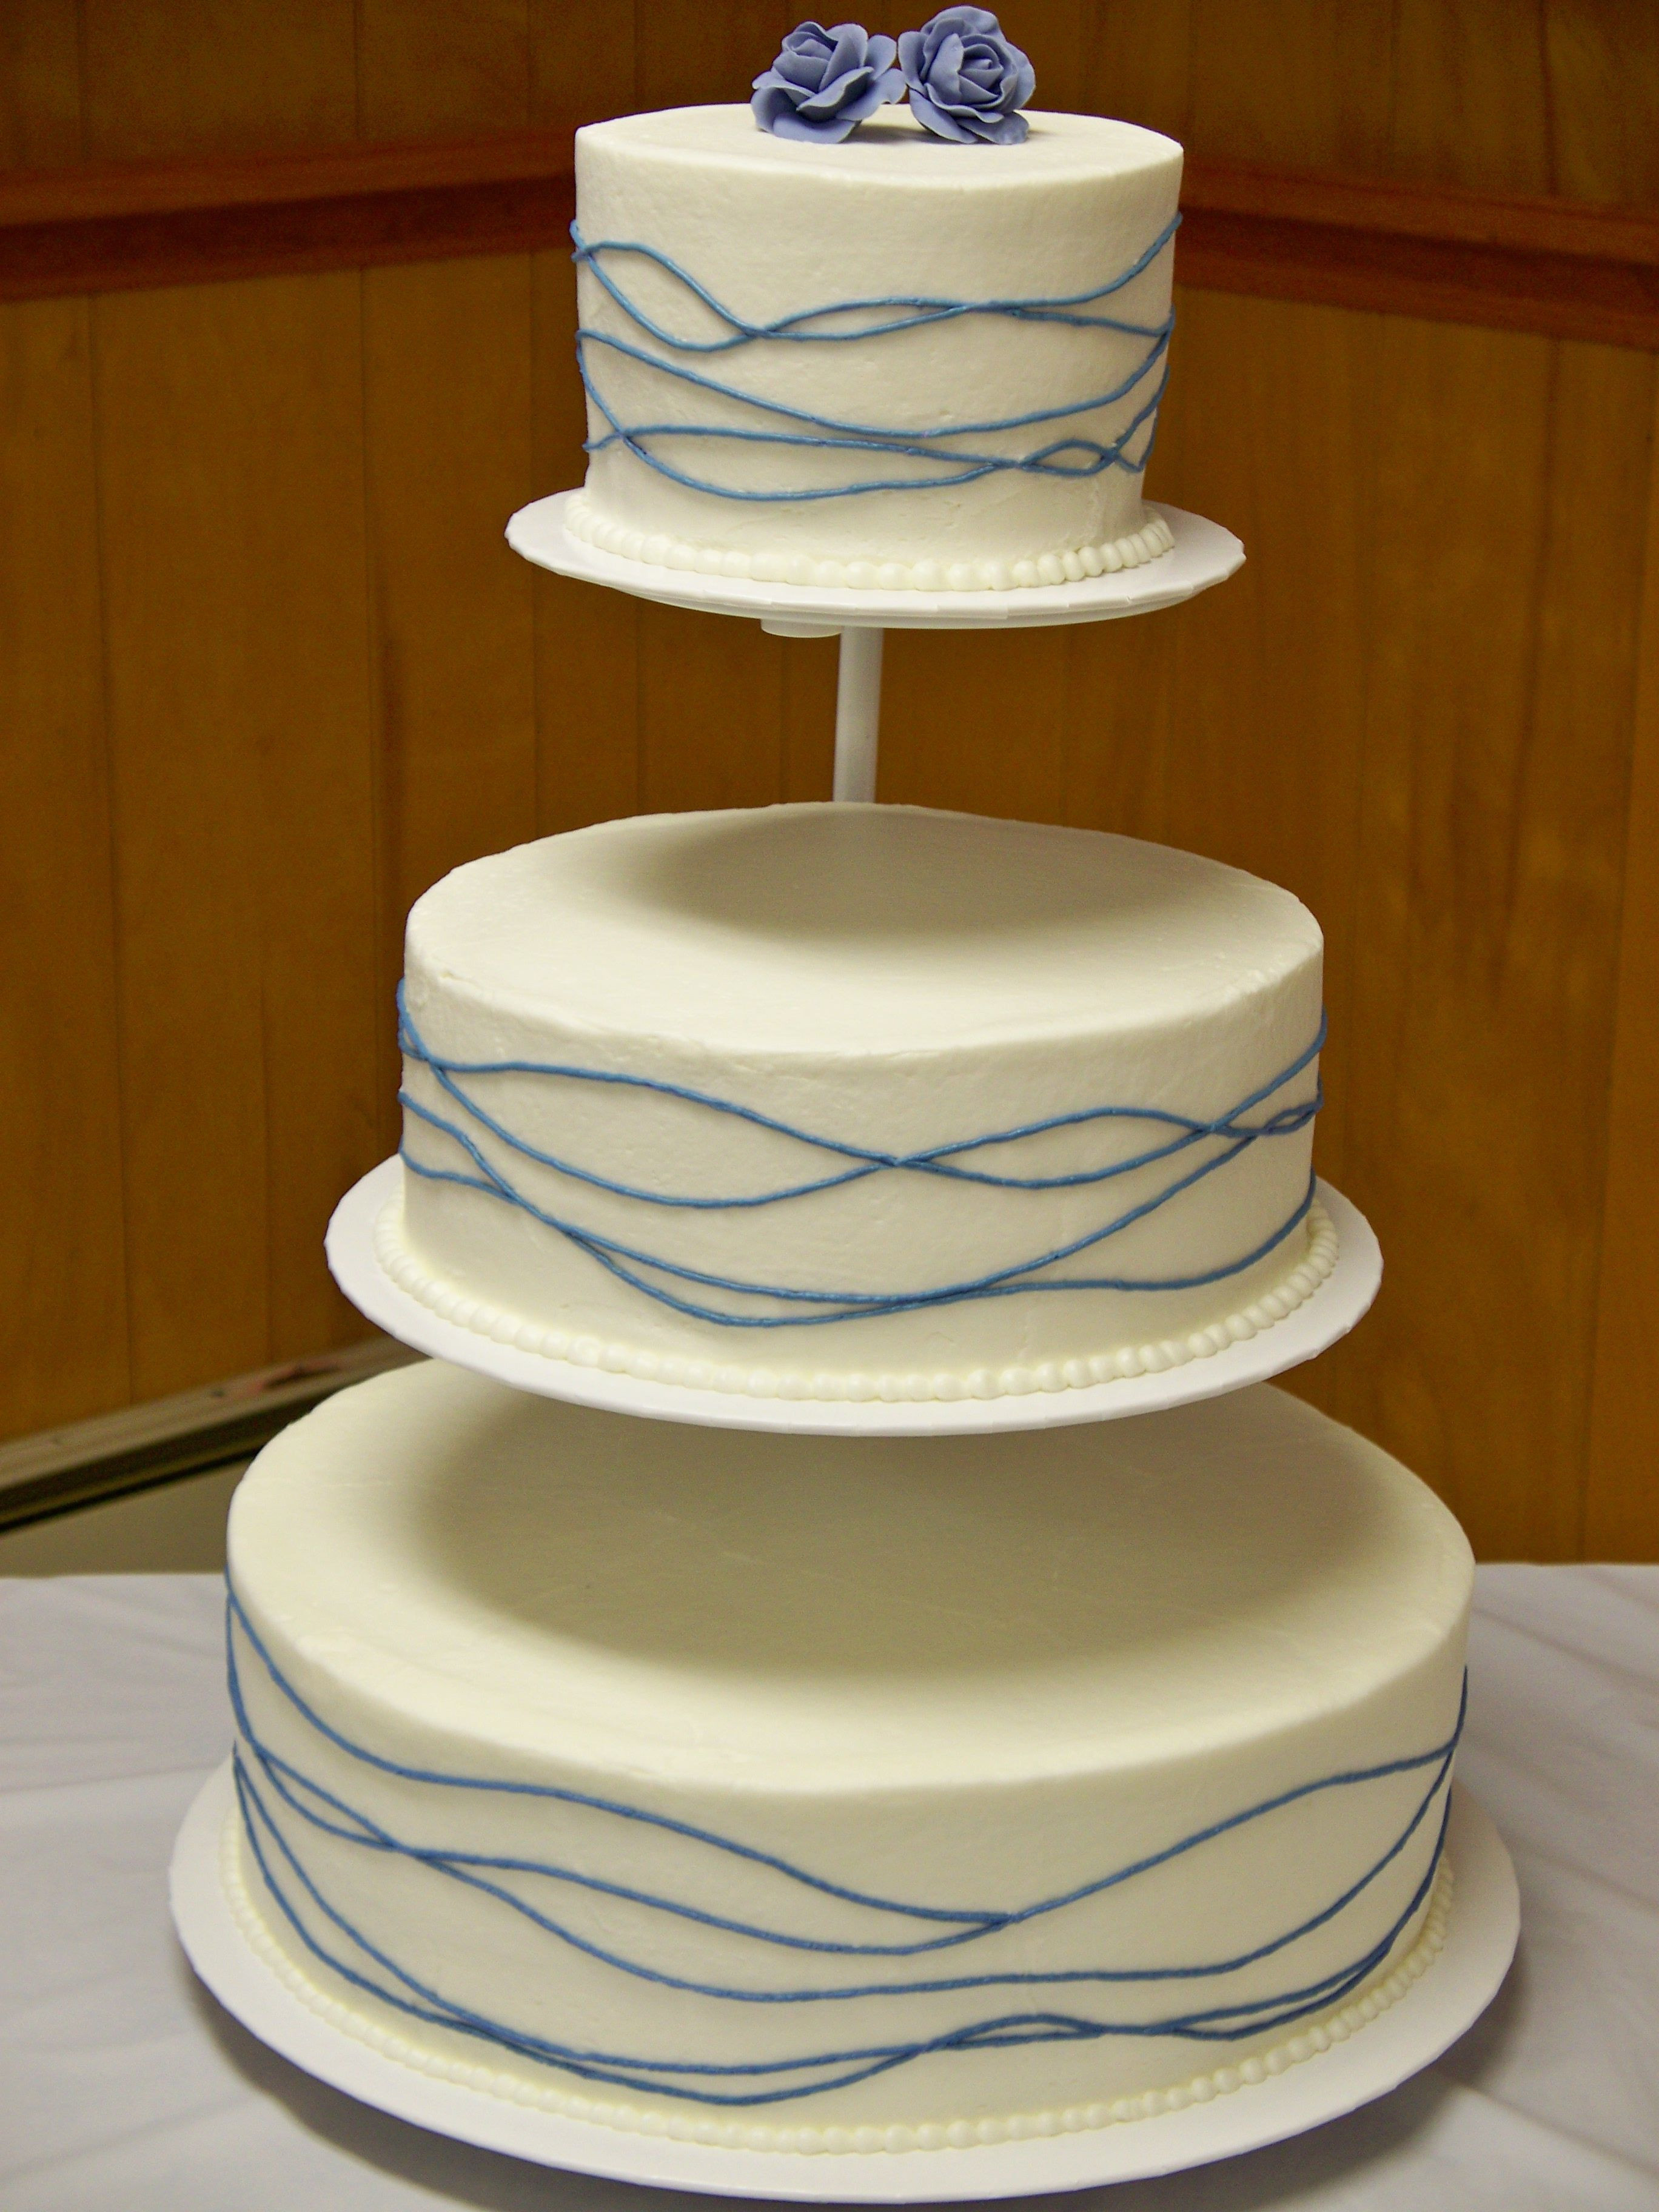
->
[568,105,1183,591]
[380,804,1333,1408]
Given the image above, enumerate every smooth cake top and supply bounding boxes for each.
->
[230,1366,1470,1792]
[577,104,1181,188]
[404,804,1321,1055]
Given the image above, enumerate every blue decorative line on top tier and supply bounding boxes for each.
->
[572,215,1179,503]
[229,1589,1461,2108]
[396,984,1323,1328]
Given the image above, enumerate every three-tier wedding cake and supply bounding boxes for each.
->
[207,13,1480,2171]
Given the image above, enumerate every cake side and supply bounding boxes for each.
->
[572,106,1182,588]
[392,805,1330,1401]
[225,1368,1472,2147]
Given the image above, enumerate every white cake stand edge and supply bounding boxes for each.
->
[171,1769,1517,2204]
[325,1159,1381,1438]
[506,494,1242,633]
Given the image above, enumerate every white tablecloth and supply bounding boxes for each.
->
[2,1568,1656,2211]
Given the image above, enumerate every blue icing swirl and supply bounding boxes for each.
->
[395,982,1324,1329]
[229,1589,1461,2108]
[572,214,1179,504]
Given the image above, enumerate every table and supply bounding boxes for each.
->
[3,1569,1656,2211]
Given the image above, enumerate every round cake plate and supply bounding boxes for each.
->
[326,1161,1380,1438]
[172,1769,1515,2204]
[506,492,1242,632]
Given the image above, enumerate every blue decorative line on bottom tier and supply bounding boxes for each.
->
[396,986,1325,1328]
[228,1588,1460,2108]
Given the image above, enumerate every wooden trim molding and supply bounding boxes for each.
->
[0,130,581,300]
[1179,163,1659,348]
[1,129,1657,345]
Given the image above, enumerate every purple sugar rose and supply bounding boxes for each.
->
[898,7,1034,144]
[752,21,905,144]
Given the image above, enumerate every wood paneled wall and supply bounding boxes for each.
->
[3,2,1656,1558]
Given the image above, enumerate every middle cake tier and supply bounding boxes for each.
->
[386,802,1331,1404]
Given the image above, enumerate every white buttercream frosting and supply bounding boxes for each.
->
[564,491,1177,595]
[374,1187,1338,1401]
[396,804,1327,1395]
[224,1814,1452,2152]
[227,1368,1472,2140]
[574,106,1182,580]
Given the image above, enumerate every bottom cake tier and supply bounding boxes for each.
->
[224,1364,1472,2154]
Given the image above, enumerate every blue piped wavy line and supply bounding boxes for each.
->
[394,988,1323,1327]
[229,1592,1458,2105]
[570,220,1178,503]
[571,218,1181,352]
[576,355,1170,502]
[236,1757,1450,2106]
[399,983,1324,1201]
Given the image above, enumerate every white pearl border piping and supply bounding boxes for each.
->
[223,1814,1450,2157]
[566,492,1176,592]
[373,1197,1339,1403]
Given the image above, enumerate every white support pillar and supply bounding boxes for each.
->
[832,627,884,803]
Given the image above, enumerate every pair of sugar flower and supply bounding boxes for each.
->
[753,10,1035,146]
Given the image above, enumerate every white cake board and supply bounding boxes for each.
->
[326,1161,1380,1438]
[172,1768,1517,2204]
[506,494,1241,633]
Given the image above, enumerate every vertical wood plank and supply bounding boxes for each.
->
[1139,295,1372,940]
[1185,0,1394,171]
[362,253,540,1144]
[1585,377,1659,1561]
[1544,0,1659,204]
[76,0,356,161]
[635,0,791,111]
[1056,610,1174,847]
[0,297,127,1439]
[782,637,838,803]
[532,566,641,834]
[881,629,1070,823]
[0,0,82,170]
[96,289,269,1398]
[1388,0,1552,194]
[255,323,381,1366]
[529,0,637,129]
[93,272,380,1397]
[356,0,531,139]
[1338,324,1647,1560]
[637,606,786,816]
[997,1,1092,113]
[1085,0,1192,141]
